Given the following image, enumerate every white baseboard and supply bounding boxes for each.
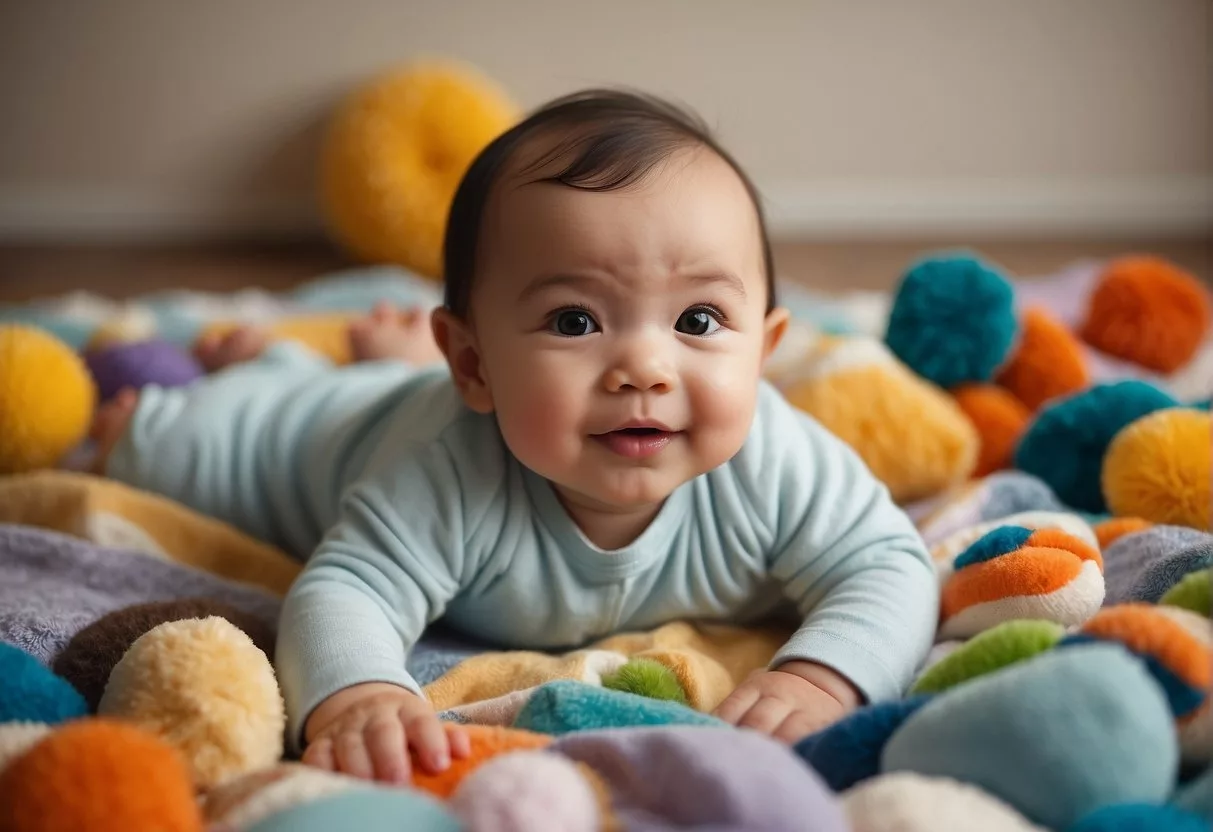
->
[0,176,1209,242]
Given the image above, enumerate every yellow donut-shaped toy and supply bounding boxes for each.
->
[321,60,518,279]
[0,325,97,474]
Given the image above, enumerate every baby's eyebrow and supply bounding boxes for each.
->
[684,271,747,299]
[518,273,606,303]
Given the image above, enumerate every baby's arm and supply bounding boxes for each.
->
[276,473,471,782]
[715,389,937,740]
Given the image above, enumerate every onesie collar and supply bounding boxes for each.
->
[521,465,687,585]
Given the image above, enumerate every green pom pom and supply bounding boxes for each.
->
[602,658,688,705]
[911,619,1065,695]
[1161,570,1211,617]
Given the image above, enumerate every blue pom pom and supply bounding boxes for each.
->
[793,695,932,792]
[1014,381,1178,512]
[1066,803,1208,832]
[884,253,1018,388]
[0,642,87,723]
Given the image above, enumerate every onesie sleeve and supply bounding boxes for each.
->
[275,437,484,750]
[749,385,938,703]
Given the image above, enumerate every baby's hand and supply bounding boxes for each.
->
[302,682,471,784]
[712,661,860,744]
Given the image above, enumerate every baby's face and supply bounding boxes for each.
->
[460,145,785,515]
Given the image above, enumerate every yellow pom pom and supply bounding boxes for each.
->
[781,337,978,503]
[98,616,285,790]
[321,60,518,279]
[0,325,97,474]
[1102,407,1212,530]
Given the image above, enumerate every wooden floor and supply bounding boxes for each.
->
[0,236,1210,303]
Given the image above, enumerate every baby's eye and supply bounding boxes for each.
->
[551,309,600,337]
[675,307,722,336]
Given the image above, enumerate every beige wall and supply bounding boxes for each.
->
[0,0,1209,240]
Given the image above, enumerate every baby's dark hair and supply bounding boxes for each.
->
[442,88,776,318]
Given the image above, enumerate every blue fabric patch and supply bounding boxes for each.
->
[1059,635,1206,718]
[794,695,933,792]
[954,526,1034,570]
[1067,802,1209,832]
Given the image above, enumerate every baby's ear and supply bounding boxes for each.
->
[761,307,791,362]
[431,308,494,414]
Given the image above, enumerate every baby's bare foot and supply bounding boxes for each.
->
[89,387,140,474]
[348,302,443,366]
[193,326,269,373]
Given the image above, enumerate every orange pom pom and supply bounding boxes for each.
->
[1093,516,1153,550]
[996,307,1089,411]
[0,719,201,832]
[409,725,551,800]
[1080,256,1212,373]
[952,384,1032,477]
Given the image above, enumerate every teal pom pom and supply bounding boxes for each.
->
[1014,381,1178,512]
[0,643,88,723]
[602,658,689,705]
[884,253,1018,388]
[246,789,460,831]
[1067,803,1208,832]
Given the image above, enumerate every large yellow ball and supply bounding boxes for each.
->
[321,61,518,279]
[0,325,97,474]
[1102,407,1212,530]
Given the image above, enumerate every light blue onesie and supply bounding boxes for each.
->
[106,343,938,745]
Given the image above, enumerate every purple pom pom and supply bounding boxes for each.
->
[84,339,204,402]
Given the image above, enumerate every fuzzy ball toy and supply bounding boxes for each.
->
[0,643,87,725]
[911,619,1066,695]
[1014,380,1179,512]
[779,335,978,503]
[203,763,369,830]
[449,750,607,832]
[1079,256,1212,373]
[794,696,933,792]
[54,598,277,711]
[321,61,517,278]
[882,643,1179,831]
[1066,604,1212,767]
[1162,569,1211,616]
[938,525,1104,640]
[842,772,1046,832]
[601,657,689,705]
[1102,407,1212,530]
[0,718,202,831]
[98,616,285,790]
[0,723,50,775]
[884,253,1019,389]
[514,680,724,737]
[0,324,96,474]
[952,385,1032,476]
[995,307,1089,411]
[929,509,1098,567]
[83,339,204,403]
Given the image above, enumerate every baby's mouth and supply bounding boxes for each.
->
[592,427,680,459]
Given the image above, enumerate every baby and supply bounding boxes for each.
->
[92,89,937,785]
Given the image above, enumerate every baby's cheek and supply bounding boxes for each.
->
[497,386,582,470]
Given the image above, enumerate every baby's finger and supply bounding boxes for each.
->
[301,736,335,771]
[712,686,760,725]
[334,729,375,781]
[445,722,472,759]
[364,716,411,784]
[772,712,819,745]
[738,697,791,736]
[406,712,452,774]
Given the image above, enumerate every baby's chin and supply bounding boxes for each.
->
[554,468,701,513]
